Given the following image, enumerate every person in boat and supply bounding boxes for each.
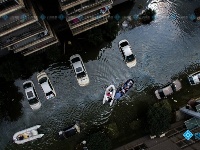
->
[106,92,111,97]
[108,97,112,102]
[17,134,24,140]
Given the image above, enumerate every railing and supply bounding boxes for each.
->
[66,0,112,21]
[69,10,110,29]
[72,16,108,35]
[22,38,58,56]
[2,26,44,48]
[60,0,88,10]
[0,14,33,33]
[13,33,50,52]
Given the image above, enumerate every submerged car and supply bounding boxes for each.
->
[118,39,136,68]
[58,121,81,139]
[23,81,41,110]
[155,79,182,99]
[188,71,200,85]
[70,54,89,86]
[37,71,56,99]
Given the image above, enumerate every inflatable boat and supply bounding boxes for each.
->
[13,125,44,144]
[115,79,134,100]
[103,85,116,106]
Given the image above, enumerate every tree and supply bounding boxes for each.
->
[86,132,112,150]
[0,80,23,121]
[147,101,171,135]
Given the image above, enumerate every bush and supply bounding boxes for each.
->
[147,101,171,135]
[86,132,112,150]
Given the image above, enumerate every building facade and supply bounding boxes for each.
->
[58,0,113,36]
[0,0,59,56]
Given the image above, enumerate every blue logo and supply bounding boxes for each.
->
[194,133,200,140]
[114,14,121,21]
[169,13,177,20]
[2,15,8,20]
[20,14,27,21]
[40,14,46,20]
[188,14,196,21]
[133,14,139,21]
[58,14,65,20]
[183,130,193,140]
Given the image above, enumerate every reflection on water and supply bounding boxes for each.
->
[2,0,200,149]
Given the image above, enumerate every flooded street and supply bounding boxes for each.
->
[1,0,200,149]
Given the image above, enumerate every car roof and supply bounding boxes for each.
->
[162,85,173,95]
[192,75,200,83]
[41,82,52,93]
[25,87,36,99]
[122,45,133,56]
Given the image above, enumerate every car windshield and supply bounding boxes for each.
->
[189,77,195,84]
[23,83,31,89]
[76,67,82,72]
[71,57,80,63]
[171,83,176,92]
[158,89,165,98]
[28,98,39,105]
[46,91,54,97]
[126,54,135,62]
[120,41,128,47]
[39,77,47,84]
[77,72,86,78]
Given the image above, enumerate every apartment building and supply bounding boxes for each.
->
[0,0,59,56]
[58,0,113,36]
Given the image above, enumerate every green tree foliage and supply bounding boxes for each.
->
[139,8,156,24]
[0,79,23,121]
[86,132,112,150]
[102,20,119,41]
[147,101,171,135]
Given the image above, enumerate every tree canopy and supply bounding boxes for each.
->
[147,101,172,135]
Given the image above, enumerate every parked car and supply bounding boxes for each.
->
[23,81,41,110]
[188,71,200,85]
[155,79,182,99]
[37,71,56,99]
[58,121,80,139]
[69,54,89,86]
[118,39,136,68]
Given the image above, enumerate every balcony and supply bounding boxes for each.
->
[71,16,108,35]
[60,0,89,11]
[1,22,45,48]
[21,37,59,56]
[0,0,25,17]
[66,0,112,21]
[68,9,110,29]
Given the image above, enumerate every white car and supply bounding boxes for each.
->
[155,79,182,99]
[118,39,136,68]
[188,71,200,85]
[37,71,56,99]
[23,81,41,110]
[70,54,89,86]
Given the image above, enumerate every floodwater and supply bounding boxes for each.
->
[1,0,200,149]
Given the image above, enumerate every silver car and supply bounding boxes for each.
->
[155,79,182,99]
[70,54,89,86]
[23,81,41,110]
[188,71,200,85]
[37,71,56,100]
